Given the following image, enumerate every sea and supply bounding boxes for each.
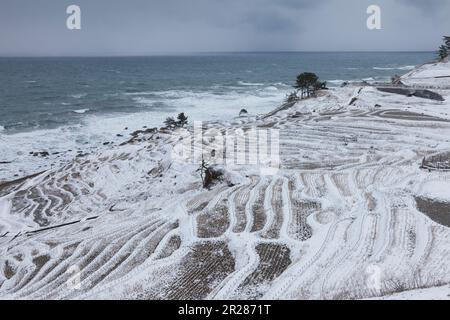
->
[0,52,435,178]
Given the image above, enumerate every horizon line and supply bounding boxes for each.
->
[0,50,436,58]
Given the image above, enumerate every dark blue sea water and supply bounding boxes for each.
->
[0,52,434,134]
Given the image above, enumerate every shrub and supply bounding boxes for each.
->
[198,158,223,189]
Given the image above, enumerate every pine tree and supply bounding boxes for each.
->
[444,36,450,49]
[164,117,177,129]
[177,113,188,127]
[438,44,448,60]
[313,81,327,95]
[294,72,324,98]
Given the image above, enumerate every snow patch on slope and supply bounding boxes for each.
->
[417,180,450,202]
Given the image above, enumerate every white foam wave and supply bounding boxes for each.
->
[328,80,345,86]
[237,81,265,86]
[70,93,87,99]
[124,91,155,96]
[73,109,90,114]
[373,65,415,71]
[132,88,288,116]
[272,82,290,87]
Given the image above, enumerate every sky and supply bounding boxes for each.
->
[0,0,449,56]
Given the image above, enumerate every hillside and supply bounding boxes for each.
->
[1,61,450,300]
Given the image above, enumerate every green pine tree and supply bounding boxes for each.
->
[438,44,448,60]
[444,36,450,49]
[164,117,177,129]
[177,113,188,128]
[294,72,324,98]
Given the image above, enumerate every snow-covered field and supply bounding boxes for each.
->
[1,61,450,300]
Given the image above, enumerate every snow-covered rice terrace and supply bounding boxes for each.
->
[1,60,450,300]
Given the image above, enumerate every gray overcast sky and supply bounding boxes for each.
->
[0,0,449,56]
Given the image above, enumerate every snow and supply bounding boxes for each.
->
[417,180,450,202]
[373,285,450,300]
[0,197,12,234]
[1,59,450,300]
[402,60,450,88]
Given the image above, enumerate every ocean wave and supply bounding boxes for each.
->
[0,126,4,132]
[373,65,415,71]
[70,93,87,99]
[124,91,156,96]
[272,82,290,87]
[73,109,90,114]
[237,81,265,86]
[328,80,345,85]
[132,87,288,114]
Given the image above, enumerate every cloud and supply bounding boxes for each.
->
[396,0,449,11]
[0,0,448,55]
